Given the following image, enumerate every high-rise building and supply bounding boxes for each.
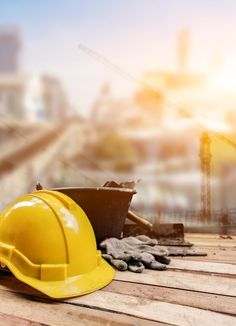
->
[0,74,69,122]
[0,28,21,74]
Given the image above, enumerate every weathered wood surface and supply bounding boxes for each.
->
[115,269,236,296]
[167,258,236,275]
[0,311,43,326]
[104,280,236,315]
[175,247,236,264]
[0,275,163,326]
[185,234,236,247]
[186,233,236,240]
[0,234,235,325]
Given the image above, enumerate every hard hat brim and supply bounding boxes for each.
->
[2,255,115,299]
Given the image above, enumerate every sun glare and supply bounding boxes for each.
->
[208,65,236,90]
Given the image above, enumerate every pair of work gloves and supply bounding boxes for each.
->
[100,235,170,273]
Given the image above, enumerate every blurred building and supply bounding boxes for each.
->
[0,27,70,122]
[0,74,69,122]
[135,29,205,119]
[91,80,199,162]
[91,83,157,132]
[42,75,68,121]
[0,27,20,74]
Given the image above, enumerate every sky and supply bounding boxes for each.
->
[1,0,236,115]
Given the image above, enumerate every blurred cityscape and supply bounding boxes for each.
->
[1,25,236,233]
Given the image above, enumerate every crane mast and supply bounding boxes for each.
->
[200,131,212,221]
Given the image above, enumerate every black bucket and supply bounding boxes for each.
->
[52,187,136,244]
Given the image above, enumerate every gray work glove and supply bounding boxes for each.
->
[100,235,170,273]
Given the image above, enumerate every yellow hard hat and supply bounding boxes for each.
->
[0,190,115,298]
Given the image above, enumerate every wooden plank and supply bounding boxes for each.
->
[103,280,236,315]
[169,259,236,275]
[1,277,234,326]
[191,243,236,249]
[186,233,236,240]
[70,290,236,326]
[185,233,236,246]
[195,245,236,251]
[115,269,236,296]
[185,238,236,248]
[2,272,236,324]
[176,248,236,264]
[195,246,236,253]
[0,312,43,326]
[176,256,236,264]
[189,241,236,248]
[0,275,160,326]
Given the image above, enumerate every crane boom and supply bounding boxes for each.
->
[78,44,236,147]
[78,44,192,118]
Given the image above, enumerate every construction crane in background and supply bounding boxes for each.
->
[199,130,236,222]
[78,44,236,222]
[200,131,212,221]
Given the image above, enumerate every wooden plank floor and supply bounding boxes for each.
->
[0,234,235,325]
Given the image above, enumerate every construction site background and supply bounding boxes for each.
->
[1,2,236,234]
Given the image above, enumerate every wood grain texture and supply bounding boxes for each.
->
[68,291,236,326]
[0,312,44,326]
[103,280,236,315]
[115,269,236,296]
[168,259,236,275]
[185,237,236,248]
[176,249,236,264]
[1,273,236,317]
[0,275,162,326]
[186,234,236,240]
